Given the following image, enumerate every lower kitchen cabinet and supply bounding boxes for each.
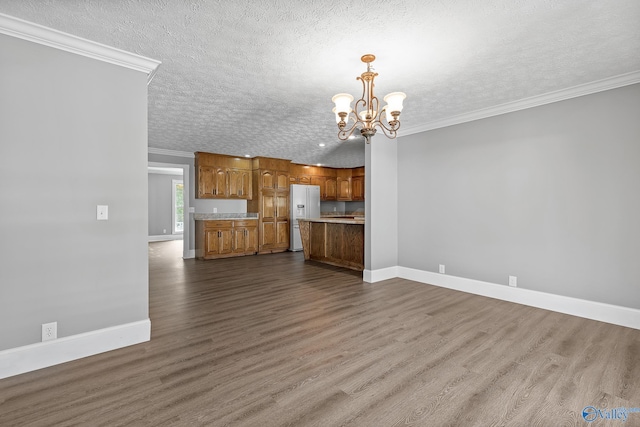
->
[232,220,258,255]
[196,219,258,259]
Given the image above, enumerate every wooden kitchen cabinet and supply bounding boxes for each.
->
[336,169,352,201]
[311,173,337,201]
[325,176,337,200]
[196,220,233,258]
[255,188,290,252]
[289,164,312,185]
[351,167,365,201]
[232,220,258,254]
[197,166,227,198]
[351,176,364,201]
[195,152,252,199]
[227,168,252,199]
[310,175,325,192]
[196,219,258,259]
[290,164,364,201]
[248,157,291,254]
[259,169,289,190]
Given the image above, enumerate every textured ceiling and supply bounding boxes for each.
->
[1,1,639,167]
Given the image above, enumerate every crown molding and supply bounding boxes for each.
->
[0,13,161,85]
[401,70,640,136]
[148,147,195,158]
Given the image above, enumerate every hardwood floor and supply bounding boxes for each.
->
[1,240,639,426]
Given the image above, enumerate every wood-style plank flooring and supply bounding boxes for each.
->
[1,240,639,426]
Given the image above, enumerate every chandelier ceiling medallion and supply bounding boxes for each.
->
[332,54,406,144]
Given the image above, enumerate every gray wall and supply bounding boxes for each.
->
[148,172,183,236]
[0,34,150,350]
[397,83,640,309]
[320,201,365,214]
[366,139,398,272]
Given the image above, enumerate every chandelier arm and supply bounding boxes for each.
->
[374,120,400,139]
[353,77,368,122]
[370,95,380,120]
[375,122,397,139]
[357,76,367,106]
[378,105,388,126]
[337,116,360,141]
[353,97,367,121]
[368,75,375,110]
[376,109,393,131]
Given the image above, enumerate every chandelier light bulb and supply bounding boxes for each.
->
[385,108,394,124]
[359,110,376,121]
[332,107,341,124]
[383,92,406,114]
[332,93,354,115]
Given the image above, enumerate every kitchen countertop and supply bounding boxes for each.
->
[194,213,259,220]
[299,217,365,225]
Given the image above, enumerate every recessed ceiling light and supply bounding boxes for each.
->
[244,154,251,158]
[318,143,326,147]
[316,163,322,167]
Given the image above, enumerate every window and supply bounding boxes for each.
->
[172,179,184,234]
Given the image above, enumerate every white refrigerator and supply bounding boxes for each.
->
[290,184,321,251]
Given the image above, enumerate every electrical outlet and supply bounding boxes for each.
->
[439,264,445,274]
[42,322,57,341]
[509,276,517,287]
[97,205,108,220]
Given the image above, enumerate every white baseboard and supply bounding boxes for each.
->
[0,319,151,379]
[148,235,183,242]
[398,267,640,330]
[363,266,399,283]
[185,249,196,259]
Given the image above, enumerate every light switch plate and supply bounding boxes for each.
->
[97,205,108,220]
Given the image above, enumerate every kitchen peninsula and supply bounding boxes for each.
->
[297,217,365,271]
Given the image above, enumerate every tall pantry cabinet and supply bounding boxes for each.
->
[248,157,291,254]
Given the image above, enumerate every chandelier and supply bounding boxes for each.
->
[332,54,406,144]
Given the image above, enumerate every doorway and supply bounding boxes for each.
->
[148,162,191,259]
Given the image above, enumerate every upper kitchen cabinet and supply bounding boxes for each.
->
[311,169,337,201]
[197,165,227,198]
[195,152,252,199]
[290,164,364,201]
[253,157,291,190]
[336,169,352,201]
[289,164,312,185]
[351,167,365,201]
[227,168,252,199]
